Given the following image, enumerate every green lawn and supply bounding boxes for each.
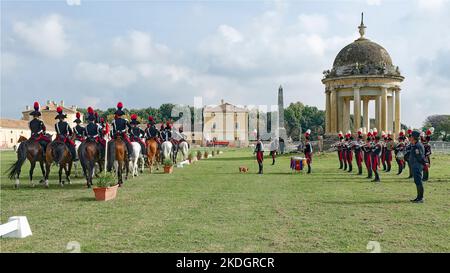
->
[1,148,449,253]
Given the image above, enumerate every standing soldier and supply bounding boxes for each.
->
[354,129,364,175]
[345,131,353,173]
[362,130,373,179]
[404,129,413,179]
[422,127,434,181]
[336,131,344,169]
[409,130,427,203]
[371,131,382,182]
[269,137,279,165]
[394,130,406,175]
[385,132,394,172]
[110,102,133,158]
[28,102,51,155]
[129,114,146,156]
[303,129,313,174]
[73,112,86,142]
[54,106,77,161]
[380,131,387,171]
[254,137,264,174]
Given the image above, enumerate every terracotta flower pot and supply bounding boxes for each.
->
[93,184,119,201]
[164,166,173,174]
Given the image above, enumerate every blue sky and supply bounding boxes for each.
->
[2,0,450,128]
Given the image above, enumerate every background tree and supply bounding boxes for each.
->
[423,115,450,141]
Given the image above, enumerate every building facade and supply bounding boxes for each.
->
[22,100,82,129]
[203,100,249,147]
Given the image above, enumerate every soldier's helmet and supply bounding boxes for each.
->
[55,106,67,120]
[29,102,41,117]
[87,107,96,122]
[74,112,82,124]
[130,114,140,125]
[114,102,125,116]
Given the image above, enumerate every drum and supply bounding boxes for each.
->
[290,156,307,171]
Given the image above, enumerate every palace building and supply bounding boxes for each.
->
[322,13,404,135]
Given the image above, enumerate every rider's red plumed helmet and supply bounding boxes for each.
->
[117,102,123,109]
[56,106,63,114]
[87,107,94,114]
[34,102,39,111]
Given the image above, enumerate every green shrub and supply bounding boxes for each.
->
[95,172,116,188]
[163,159,173,167]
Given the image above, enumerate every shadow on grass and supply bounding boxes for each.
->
[0,182,88,191]
[207,156,254,161]
[321,199,408,205]
[71,196,97,202]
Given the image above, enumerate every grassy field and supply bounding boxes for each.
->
[1,148,449,253]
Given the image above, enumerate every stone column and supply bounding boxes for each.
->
[353,87,361,131]
[325,90,331,133]
[338,95,343,132]
[387,93,394,132]
[363,97,370,131]
[331,88,337,133]
[375,96,381,130]
[395,89,401,134]
[343,97,350,133]
[381,87,388,132]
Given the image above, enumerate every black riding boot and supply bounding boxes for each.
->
[411,184,424,202]
[69,144,77,161]
[382,162,386,171]
[371,171,380,182]
[386,163,391,172]
[258,162,263,174]
[358,166,362,175]
[343,161,347,171]
[307,164,311,174]
[339,160,343,169]
[367,169,373,179]
[347,163,352,173]
[126,142,134,159]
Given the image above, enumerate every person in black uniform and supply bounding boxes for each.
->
[28,101,51,155]
[159,123,166,142]
[54,106,77,160]
[85,107,105,158]
[421,128,434,182]
[162,121,173,142]
[371,132,382,182]
[303,129,313,174]
[129,114,146,156]
[145,116,161,143]
[73,112,86,142]
[354,129,364,175]
[409,130,427,203]
[110,102,133,158]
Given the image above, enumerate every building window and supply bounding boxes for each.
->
[11,138,13,143]
[235,122,239,129]
[212,122,216,129]
[235,137,239,141]
[10,130,13,134]
[211,112,215,117]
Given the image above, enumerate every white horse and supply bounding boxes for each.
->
[73,139,83,178]
[161,141,173,163]
[178,141,189,161]
[171,130,189,162]
[129,142,144,177]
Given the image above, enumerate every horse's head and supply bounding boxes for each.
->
[18,135,28,143]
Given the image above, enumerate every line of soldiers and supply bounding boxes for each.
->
[333,127,433,202]
[27,101,187,160]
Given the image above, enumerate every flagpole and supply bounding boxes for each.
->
[103,123,110,175]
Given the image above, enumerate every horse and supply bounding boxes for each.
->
[161,141,173,164]
[7,135,46,188]
[107,136,129,186]
[145,138,160,173]
[78,139,100,188]
[129,142,144,177]
[44,140,73,187]
[73,139,82,177]
[178,141,189,161]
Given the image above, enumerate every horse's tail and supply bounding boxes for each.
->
[7,142,28,179]
[78,142,88,173]
[107,141,115,172]
[53,142,67,164]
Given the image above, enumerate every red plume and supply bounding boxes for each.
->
[407,129,412,135]
[131,114,137,120]
[56,106,63,114]
[117,102,123,109]
[33,102,39,111]
[94,112,98,117]
[87,107,94,114]
[100,118,104,123]
[148,116,154,122]
[76,112,81,119]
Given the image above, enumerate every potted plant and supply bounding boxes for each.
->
[212,150,215,156]
[93,172,118,201]
[188,152,195,164]
[204,151,209,159]
[196,151,202,160]
[163,159,174,174]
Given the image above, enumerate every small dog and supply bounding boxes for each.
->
[239,166,249,173]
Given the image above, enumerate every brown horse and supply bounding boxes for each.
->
[107,136,129,186]
[146,138,160,173]
[7,135,46,188]
[44,140,73,187]
[78,139,100,188]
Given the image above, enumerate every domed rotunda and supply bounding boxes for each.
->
[322,13,404,135]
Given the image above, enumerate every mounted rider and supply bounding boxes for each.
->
[145,116,161,144]
[161,121,173,143]
[54,106,77,161]
[85,107,106,157]
[176,126,189,148]
[129,114,147,156]
[110,102,133,158]
[28,101,51,155]
[73,112,86,142]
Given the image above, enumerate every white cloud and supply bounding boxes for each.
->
[66,0,81,6]
[417,0,447,13]
[1,52,20,73]
[75,61,137,88]
[367,0,382,6]
[297,14,328,34]
[218,25,243,44]
[13,14,70,58]
[113,30,170,61]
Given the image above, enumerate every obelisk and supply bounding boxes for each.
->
[278,85,287,140]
